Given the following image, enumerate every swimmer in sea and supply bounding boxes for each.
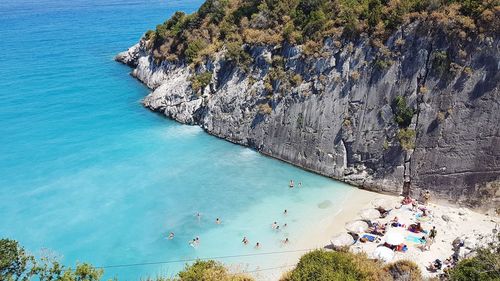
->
[298,181,302,187]
[284,209,288,215]
[255,242,261,249]
[282,238,289,244]
[216,218,221,224]
[196,212,201,221]
[242,237,249,245]
[168,232,175,240]
[189,239,197,247]
[283,223,287,228]
[289,180,294,188]
[275,225,280,231]
[271,221,278,229]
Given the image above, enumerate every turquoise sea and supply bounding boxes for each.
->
[0,0,355,279]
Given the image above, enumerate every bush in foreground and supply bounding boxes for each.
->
[281,249,391,281]
[177,260,252,281]
[384,260,422,281]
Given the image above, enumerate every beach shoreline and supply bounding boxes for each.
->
[250,186,499,281]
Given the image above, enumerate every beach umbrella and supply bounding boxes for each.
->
[371,198,394,210]
[373,246,394,262]
[345,220,369,233]
[359,208,381,220]
[385,230,405,245]
[330,233,355,247]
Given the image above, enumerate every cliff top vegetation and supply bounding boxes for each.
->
[145,0,499,64]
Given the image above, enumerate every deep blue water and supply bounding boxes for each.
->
[0,0,355,279]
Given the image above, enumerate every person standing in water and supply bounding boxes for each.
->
[242,237,249,245]
[298,181,302,187]
[168,232,175,240]
[255,242,261,249]
[216,218,221,224]
[196,212,201,221]
[284,209,288,215]
[289,180,294,188]
[271,221,278,229]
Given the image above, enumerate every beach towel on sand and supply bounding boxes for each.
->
[405,235,425,244]
[362,234,376,242]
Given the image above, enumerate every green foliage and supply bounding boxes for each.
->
[184,39,207,63]
[432,50,451,76]
[177,260,253,281]
[374,59,391,70]
[0,238,103,281]
[144,30,156,41]
[391,96,414,128]
[147,0,496,64]
[225,41,251,67]
[397,128,416,151]
[190,71,213,93]
[384,260,422,281]
[448,247,500,281]
[0,239,35,281]
[283,250,391,281]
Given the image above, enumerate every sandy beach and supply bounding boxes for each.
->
[251,186,499,280]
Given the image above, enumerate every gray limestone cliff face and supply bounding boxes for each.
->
[116,22,500,208]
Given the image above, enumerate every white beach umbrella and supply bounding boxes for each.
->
[359,208,381,220]
[345,220,369,233]
[371,198,394,210]
[330,233,355,247]
[385,230,405,245]
[373,246,395,262]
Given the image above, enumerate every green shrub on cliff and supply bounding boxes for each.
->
[190,71,213,93]
[392,96,414,128]
[397,128,416,151]
[145,0,499,65]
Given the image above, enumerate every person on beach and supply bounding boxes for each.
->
[289,180,294,188]
[242,237,249,245]
[255,242,261,249]
[408,222,424,233]
[168,232,175,240]
[216,218,221,224]
[401,196,412,205]
[423,190,431,205]
[412,200,419,212]
[272,221,278,229]
[429,226,437,241]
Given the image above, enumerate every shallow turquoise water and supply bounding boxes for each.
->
[0,0,355,279]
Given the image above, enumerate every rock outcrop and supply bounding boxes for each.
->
[116,22,500,209]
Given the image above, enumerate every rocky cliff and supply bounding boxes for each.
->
[116,21,500,209]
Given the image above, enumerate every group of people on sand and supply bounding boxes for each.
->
[357,191,438,256]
